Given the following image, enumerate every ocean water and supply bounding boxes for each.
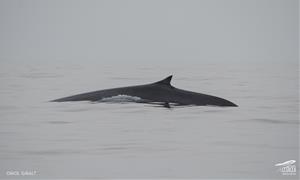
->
[0,60,298,179]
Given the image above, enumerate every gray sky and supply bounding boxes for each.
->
[0,0,298,63]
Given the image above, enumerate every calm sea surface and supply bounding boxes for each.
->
[0,60,298,179]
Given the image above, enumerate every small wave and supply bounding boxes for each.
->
[99,95,143,103]
[47,121,72,124]
[20,72,63,79]
[235,118,299,125]
[250,118,299,125]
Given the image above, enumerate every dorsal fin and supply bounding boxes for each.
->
[155,75,172,85]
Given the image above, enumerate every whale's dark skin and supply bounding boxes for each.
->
[51,75,237,107]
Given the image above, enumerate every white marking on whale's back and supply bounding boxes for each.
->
[99,95,142,103]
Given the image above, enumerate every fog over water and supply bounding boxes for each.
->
[0,0,299,179]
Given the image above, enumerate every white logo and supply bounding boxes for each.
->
[275,160,296,176]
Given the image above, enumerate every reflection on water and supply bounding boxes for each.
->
[0,62,298,179]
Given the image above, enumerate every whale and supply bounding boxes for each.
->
[51,75,237,107]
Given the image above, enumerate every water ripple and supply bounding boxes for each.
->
[242,118,299,125]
